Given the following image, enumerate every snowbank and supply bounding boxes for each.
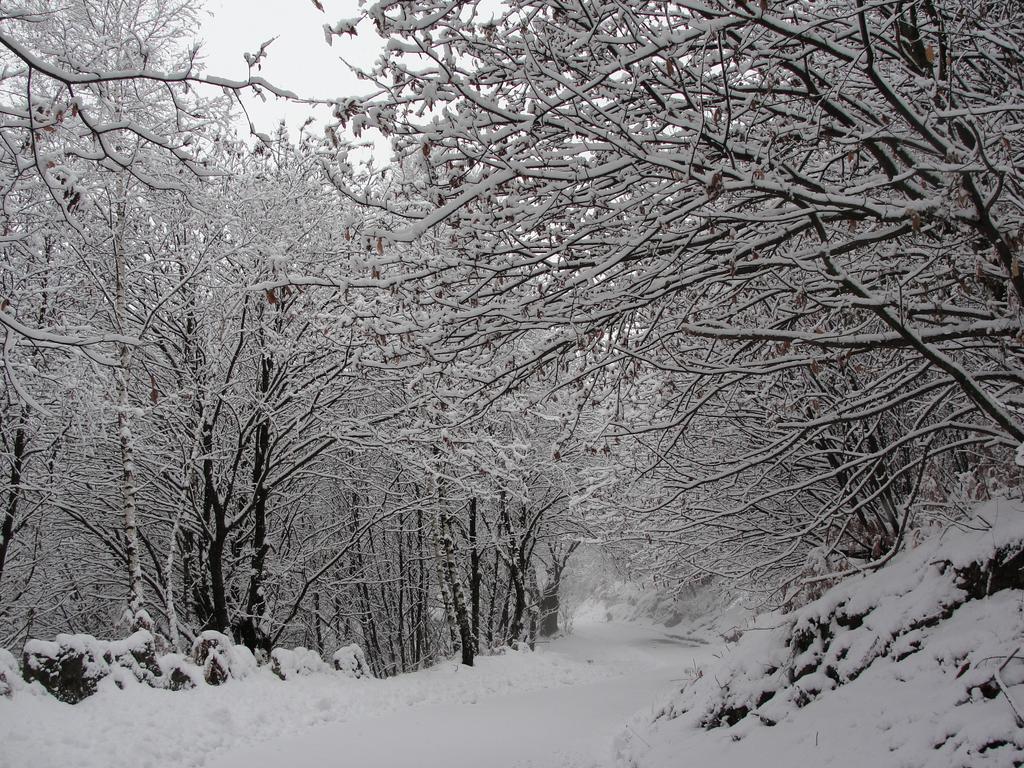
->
[271,646,331,680]
[191,631,257,685]
[0,647,27,697]
[21,630,160,703]
[0,628,633,768]
[331,643,370,678]
[617,499,1024,768]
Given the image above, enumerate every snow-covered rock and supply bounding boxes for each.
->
[270,646,330,680]
[190,631,257,685]
[157,652,204,691]
[332,643,371,679]
[0,647,23,697]
[21,630,160,704]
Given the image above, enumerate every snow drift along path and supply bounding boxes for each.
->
[0,620,718,768]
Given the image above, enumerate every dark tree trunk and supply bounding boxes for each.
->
[539,572,561,638]
[236,482,270,652]
[236,347,273,653]
[507,575,526,647]
[414,500,428,665]
[0,421,26,592]
[469,496,481,652]
[396,509,408,670]
[208,527,229,633]
[352,493,385,675]
[539,543,578,638]
[201,414,230,633]
[313,591,324,654]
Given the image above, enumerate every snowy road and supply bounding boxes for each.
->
[215,623,713,768]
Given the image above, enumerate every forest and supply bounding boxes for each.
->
[1,1,1023,766]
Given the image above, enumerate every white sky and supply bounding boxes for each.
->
[197,0,387,154]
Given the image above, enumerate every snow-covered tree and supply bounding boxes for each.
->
[329,0,1024,588]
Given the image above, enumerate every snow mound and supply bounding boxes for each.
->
[618,500,1024,768]
[0,648,26,697]
[191,631,257,685]
[271,647,331,680]
[21,630,160,703]
[0,623,641,768]
[331,643,371,678]
[157,652,205,691]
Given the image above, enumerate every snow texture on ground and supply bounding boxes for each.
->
[5,503,1021,768]
[616,499,1024,768]
[0,620,715,768]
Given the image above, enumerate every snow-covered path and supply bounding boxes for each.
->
[217,623,712,768]
[0,620,717,768]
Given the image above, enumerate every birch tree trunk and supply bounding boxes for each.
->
[113,196,146,629]
[432,473,474,666]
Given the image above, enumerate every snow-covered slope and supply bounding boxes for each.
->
[616,500,1024,768]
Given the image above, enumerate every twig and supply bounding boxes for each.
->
[625,723,652,748]
[995,646,1024,728]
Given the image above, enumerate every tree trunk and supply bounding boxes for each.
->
[237,417,271,651]
[538,569,561,638]
[113,201,145,628]
[0,418,27,591]
[352,494,382,671]
[507,573,527,647]
[469,496,481,653]
[202,414,229,633]
[313,591,324,654]
[432,477,474,666]
[414,500,428,665]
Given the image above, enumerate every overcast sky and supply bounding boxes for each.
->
[197,0,386,154]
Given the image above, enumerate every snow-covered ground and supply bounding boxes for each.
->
[4,507,1022,768]
[0,620,718,768]
[618,502,1024,768]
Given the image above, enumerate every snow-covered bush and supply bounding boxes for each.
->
[190,631,256,686]
[21,630,160,704]
[332,643,371,679]
[270,646,330,680]
[157,653,204,691]
[629,504,1024,766]
[0,648,23,697]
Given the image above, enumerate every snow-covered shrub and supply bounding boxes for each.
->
[229,644,257,677]
[332,643,371,679]
[0,648,23,697]
[190,631,256,686]
[157,653,203,691]
[108,630,161,683]
[637,503,1024,765]
[21,630,160,704]
[778,543,852,612]
[270,646,330,680]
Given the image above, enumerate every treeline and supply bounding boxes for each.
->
[0,1,597,671]
[3,0,1024,670]
[334,0,1024,598]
